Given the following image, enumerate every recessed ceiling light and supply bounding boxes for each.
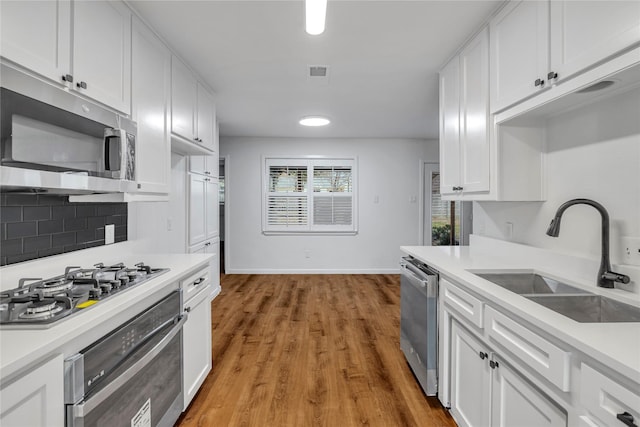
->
[299,116,330,127]
[306,0,327,35]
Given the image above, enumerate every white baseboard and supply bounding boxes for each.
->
[224,268,400,275]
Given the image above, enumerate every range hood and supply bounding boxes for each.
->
[0,63,136,194]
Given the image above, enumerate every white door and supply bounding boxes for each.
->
[450,321,491,427]
[0,354,64,427]
[73,0,131,114]
[490,0,549,112]
[189,174,207,245]
[172,57,197,141]
[491,356,566,427]
[131,17,171,194]
[0,0,71,84]
[205,179,219,239]
[196,83,216,151]
[550,0,640,82]
[439,57,461,196]
[460,27,490,194]
[182,289,212,409]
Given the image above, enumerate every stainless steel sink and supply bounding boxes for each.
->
[474,272,590,295]
[472,271,640,323]
[526,295,640,323]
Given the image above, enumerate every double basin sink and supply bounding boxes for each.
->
[473,272,640,323]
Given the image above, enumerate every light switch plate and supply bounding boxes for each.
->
[105,224,115,245]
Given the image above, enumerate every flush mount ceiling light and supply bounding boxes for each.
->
[306,0,327,35]
[299,116,330,127]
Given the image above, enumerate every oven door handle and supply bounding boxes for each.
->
[71,314,187,417]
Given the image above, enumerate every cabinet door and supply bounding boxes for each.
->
[460,27,490,194]
[0,0,71,84]
[196,83,216,151]
[183,288,212,410]
[490,0,549,113]
[550,0,640,81]
[189,174,207,245]
[131,17,171,194]
[205,179,219,240]
[73,0,131,114]
[0,354,64,427]
[491,356,566,427]
[172,57,197,141]
[439,57,461,196]
[450,321,491,427]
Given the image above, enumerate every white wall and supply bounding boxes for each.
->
[220,137,438,273]
[128,153,187,254]
[474,88,640,264]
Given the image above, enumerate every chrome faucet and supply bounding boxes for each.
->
[546,198,630,288]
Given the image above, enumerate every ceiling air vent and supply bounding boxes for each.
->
[309,66,328,77]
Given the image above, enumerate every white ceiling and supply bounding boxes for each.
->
[129,0,502,139]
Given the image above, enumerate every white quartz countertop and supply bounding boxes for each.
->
[401,239,640,384]
[0,246,214,382]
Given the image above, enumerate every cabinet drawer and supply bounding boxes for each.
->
[181,267,210,303]
[442,278,484,328]
[580,363,640,427]
[485,306,570,392]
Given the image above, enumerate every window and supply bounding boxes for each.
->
[263,157,357,234]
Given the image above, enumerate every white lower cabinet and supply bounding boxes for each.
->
[182,269,213,410]
[0,354,64,427]
[450,320,566,427]
[580,363,640,427]
[450,321,491,427]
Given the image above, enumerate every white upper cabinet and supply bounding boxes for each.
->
[172,57,197,142]
[490,0,549,113]
[131,17,171,195]
[549,1,640,81]
[0,0,71,83]
[439,27,490,199]
[439,55,461,197]
[0,0,131,114]
[459,27,490,195]
[491,0,640,113]
[171,57,216,153]
[73,1,131,114]
[196,83,216,151]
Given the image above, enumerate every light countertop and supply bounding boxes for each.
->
[0,244,214,382]
[401,237,640,384]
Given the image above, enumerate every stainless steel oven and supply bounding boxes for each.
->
[400,256,439,396]
[64,290,185,427]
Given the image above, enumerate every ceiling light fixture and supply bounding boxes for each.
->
[306,0,327,35]
[299,116,330,127]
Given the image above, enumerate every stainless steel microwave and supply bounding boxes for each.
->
[0,64,137,192]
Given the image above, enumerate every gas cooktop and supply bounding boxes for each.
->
[0,262,169,328]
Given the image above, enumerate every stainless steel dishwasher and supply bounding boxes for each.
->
[400,256,439,396]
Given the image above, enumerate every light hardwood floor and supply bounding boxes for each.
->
[177,274,456,427]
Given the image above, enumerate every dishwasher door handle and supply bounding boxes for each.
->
[401,263,437,297]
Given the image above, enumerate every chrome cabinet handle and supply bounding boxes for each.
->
[184,306,191,313]
[62,74,73,82]
[76,81,87,89]
[534,78,545,87]
[547,71,558,81]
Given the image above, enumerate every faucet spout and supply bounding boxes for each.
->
[546,198,630,288]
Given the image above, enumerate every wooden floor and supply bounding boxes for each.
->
[177,274,456,427]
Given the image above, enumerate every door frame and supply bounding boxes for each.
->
[220,155,230,273]
[419,162,439,246]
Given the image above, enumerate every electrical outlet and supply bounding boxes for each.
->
[105,224,115,245]
[621,236,640,266]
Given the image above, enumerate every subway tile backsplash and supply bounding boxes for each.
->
[0,193,127,266]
